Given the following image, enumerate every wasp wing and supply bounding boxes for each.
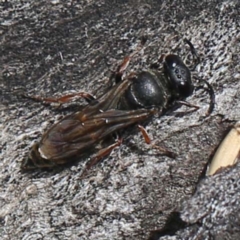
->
[38,108,155,162]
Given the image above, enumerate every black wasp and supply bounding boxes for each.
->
[21,39,215,175]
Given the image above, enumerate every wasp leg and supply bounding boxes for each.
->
[81,138,123,177]
[138,125,176,158]
[175,100,200,114]
[114,55,132,83]
[110,41,146,84]
[22,91,96,105]
[110,52,139,84]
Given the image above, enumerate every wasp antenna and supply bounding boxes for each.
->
[202,79,215,116]
[195,76,215,116]
[184,38,201,70]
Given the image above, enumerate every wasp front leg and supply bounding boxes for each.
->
[110,41,146,84]
[113,55,133,83]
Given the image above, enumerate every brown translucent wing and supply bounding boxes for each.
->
[38,108,156,162]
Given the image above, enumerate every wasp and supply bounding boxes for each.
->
[21,39,215,174]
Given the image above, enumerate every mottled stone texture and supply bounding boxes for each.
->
[0,1,240,240]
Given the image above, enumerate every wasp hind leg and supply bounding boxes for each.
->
[22,91,96,106]
[80,138,123,178]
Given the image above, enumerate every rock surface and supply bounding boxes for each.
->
[0,1,240,239]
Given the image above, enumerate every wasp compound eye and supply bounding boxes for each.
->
[164,54,193,98]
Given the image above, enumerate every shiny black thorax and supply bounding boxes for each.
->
[118,54,193,111]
